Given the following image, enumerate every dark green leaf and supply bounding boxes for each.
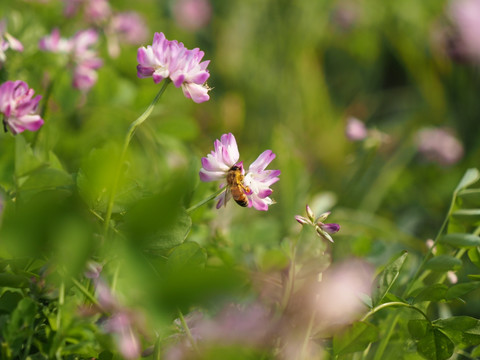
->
[0,274,29,288]
[472,344,480,358]
[468,275,480,280]
[424,255,462,272]
[0,291,23,313]
[166,241,207,272]
[413,284,448,303]
[372,251,408,306]
[468,247,480,269]
[417,329,454,360]
[434,316,480,346]
[445,282,480,301]
[333,321,378,355]
[439,233,480,248]
[408,319,430,339]
[455,168,480,192]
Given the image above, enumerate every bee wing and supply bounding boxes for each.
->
[216,185,231,209]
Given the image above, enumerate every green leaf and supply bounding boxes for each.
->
[166,241,207,273]
[472,344,480,358]
[0,274,29,288]
[424,255,462,272]
[468,274,480,280]
[0,291,23,313]
[372,250,408,306]
[439,233,480,248]
[333,321,378,355]
[455,168,480,192]
[468,247,480,269]
[458,188,480,207]
[258,249,290,272]
[413,284,448,303]
[445,282,480,301]
[451,209,480,223]
[434,316,480,346]
[417,328,454,360]
[408,319,431,339]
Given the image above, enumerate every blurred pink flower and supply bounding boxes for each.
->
[199,133,280,211]
[295,205,340,242]
[39,29,103,92]
[449,0,480,61]
[345,116,368,141]
[416,127,464,166]
[166,303,274,359]
[63,0,111,23]
[0,19,23,66]
[0,80,44,135]
[173,0,212,32]
[137,32,211,103]
[104,313,141,360]
[106,11,148,58]
[315,259,373,325]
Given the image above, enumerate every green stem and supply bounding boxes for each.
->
[177,309,200,354]
[280,244,297,312]
[372,314,399,360]
[71,277,101,308]
[103,80,171,237]
[403,186,458,297]
[186,186,227,214]
[361,302,430,323]
[298,295,317,360]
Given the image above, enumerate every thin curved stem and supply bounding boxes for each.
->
[186,186,226,214]
[102,80,171,237]
[361,302,430,323]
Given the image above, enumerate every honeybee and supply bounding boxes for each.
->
[226,165,251,207]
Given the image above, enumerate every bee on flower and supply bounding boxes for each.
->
[199,133,280,211]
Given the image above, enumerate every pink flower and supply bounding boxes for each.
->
[449,0,480,61]
[39,29,103,92]
[173,0,212,32]
[345,116,368,141]
[137,32,211,103]
[315,260,373,325]
[199,133,280,211]
[63,0,111,23]
[0,80,44,135]
[0,19,23,66]
[295,205,340,242]
[104,313,141,360]
[107,11,149,58]
[416,127,464,166]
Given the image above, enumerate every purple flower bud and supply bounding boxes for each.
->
[320,223,340,234]
[295,215,308,225]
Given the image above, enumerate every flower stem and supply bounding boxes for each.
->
[177,309,200,355]
[102,80,171,237]
[360,302,430,323]
[186,186,226,214]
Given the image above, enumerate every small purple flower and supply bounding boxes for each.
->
[0,80,44,135]
[295,205,340,242]
[416,127,464,166]
[137,32,211,103]
[199,133,280,211]
[39,29,103,92]
[0,19,23,67]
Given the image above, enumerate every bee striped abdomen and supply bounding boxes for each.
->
[227,165,250,207]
